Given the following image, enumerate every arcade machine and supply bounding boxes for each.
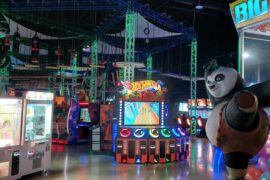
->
[179,98,212,137]
[0,98,23,180]
[230,0,270,117]
[20,91,54,177]
[54,89,94,145]
[52,96,70,144]
[115,80,189,164]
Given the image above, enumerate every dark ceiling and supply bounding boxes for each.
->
[0,0,240,101]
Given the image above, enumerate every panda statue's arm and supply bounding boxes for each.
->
[225,90,259,132]
[245,80,270,107]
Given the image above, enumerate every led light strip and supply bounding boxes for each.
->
[161,102,164,126]
[149,129,159,138]
[119,100,123,126]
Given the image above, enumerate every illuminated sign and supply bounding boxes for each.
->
[121,80,159,92]
[26,91,54,101]
[230,0,270,30]
[121,80,164,101]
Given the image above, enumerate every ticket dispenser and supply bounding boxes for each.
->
[148,140,157,163]
[159,140,166,163]
[139,140,147,163]
[116,139,128,163]
[175,139,181,161]
[167,140,176,162]
[116,140,123,163]
[127,140,135,164]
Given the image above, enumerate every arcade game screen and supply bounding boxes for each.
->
[0,99,22,147]
[80,108,91,122]
[25,104,53,141]
[124,102,160,126]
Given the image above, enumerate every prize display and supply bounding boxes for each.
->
[0,99,23,147]
[25,104,53,141]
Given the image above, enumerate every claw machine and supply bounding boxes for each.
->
[0,98,23,180]
[20,91,54,177]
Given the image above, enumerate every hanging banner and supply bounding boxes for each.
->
[230,0,270,30]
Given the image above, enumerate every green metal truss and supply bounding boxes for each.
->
[60,67,65,96]
[101,72,106,103]
[146,54,152,80]
[190,38,197,137]
[0,67,9,95]
[123,10,136,82]
[90,39,98,102]
[72,51,78,89]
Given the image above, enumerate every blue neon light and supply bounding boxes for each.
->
[112,122,117,153]
[234,0,268,24]
[172,128,180,137]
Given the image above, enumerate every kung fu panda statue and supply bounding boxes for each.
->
[204,60,270,180]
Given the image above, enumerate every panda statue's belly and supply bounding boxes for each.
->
[206,101,227,146]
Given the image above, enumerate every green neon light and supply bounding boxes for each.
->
[60,68,65,96]
[190,38,197,137]
[146,54,152,80]
[72,51,78,86]
[90,39,98,102]
[238,37,242,73]
[161,129,171,138]
[101,72,106,102]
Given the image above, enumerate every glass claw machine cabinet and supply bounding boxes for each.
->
[0,98,23,180]
[20,91,54,177]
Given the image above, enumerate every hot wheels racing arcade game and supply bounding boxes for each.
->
[116,80,189,164]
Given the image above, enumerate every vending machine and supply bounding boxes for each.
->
[20,91,54,177]
[0,98,23,180]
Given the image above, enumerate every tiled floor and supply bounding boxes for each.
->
[22,138,230,180]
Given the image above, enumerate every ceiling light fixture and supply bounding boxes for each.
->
[195,0,204,10]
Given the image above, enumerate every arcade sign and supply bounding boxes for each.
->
[26,91,54,101]
[230,0,270,30]
[121,80,164,101]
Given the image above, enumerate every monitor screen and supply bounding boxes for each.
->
[124,101,160,126]
[80,108,91,122]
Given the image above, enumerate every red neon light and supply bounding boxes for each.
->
[79,102,89,106]
[120,128,131,138]
[177,117,182,125]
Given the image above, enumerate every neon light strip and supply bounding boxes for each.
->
[161,129,171,138]
[178,128,186,136]
[79,102,89,106]
[149,129,159,138]
[172,128,180,137]
[120,128,131,138]
[134,129,145,138]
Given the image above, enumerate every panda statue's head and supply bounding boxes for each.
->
[204,60,246,106]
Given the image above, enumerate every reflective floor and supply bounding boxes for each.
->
[22,138,229,180]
